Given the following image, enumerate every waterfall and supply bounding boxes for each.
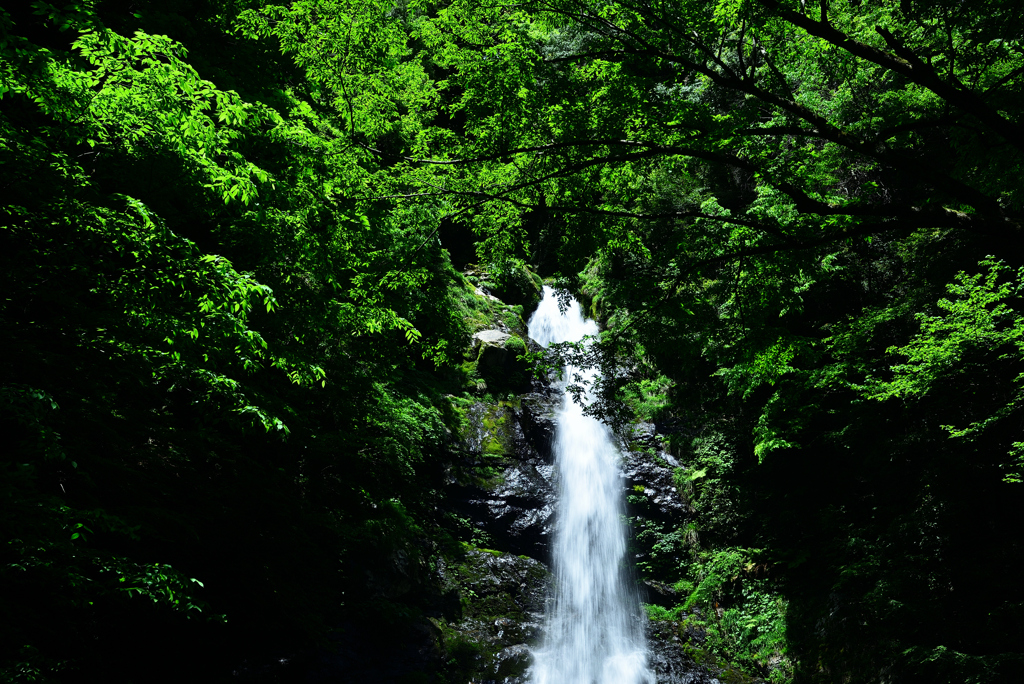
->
[528,286,654,684]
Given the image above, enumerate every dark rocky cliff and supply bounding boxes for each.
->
[430,280,722,684]
[248,280,726,684]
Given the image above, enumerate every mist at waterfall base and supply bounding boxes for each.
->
[527,287,654,684]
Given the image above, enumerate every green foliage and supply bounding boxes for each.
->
[643,603,686,621]
[695,581,790,684]
[5,0,1024,681]
[620,376,672,423]
[378,1,1022,679]
[871,258,1024,482]
[504,335,527,358]
[874,259,1024,400]
[1,0,471,678]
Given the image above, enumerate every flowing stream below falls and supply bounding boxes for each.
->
[527,287,655,684]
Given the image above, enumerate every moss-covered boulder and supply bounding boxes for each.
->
[471,329,532,392]
[452,269,539,395]
[474,329,512,367]
[449,394,558,558]
[466,263,544,318]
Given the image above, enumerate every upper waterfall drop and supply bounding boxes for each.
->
[527,286,654,684]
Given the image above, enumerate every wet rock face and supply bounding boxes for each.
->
[517,386,559,460]
[622,452,688,521]
[645,621,721,684]
[618,421,692,548]
[448,383,561,559]
[436,366,560,682]
[447,330,717,684]
[620,425,730,684]
[622,422,688,520]
[436,549,551,684]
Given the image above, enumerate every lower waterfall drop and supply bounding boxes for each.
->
[528,286,654,684]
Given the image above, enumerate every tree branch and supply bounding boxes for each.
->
[766,2,1024,153]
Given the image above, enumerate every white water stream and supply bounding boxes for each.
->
[528,286,654,684]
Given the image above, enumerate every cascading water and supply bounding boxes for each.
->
[528,286,654,684]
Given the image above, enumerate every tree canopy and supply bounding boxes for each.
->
[3,0,1023,682]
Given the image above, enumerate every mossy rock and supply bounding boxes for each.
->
[467,263,543,318]
[472,331,532,392]
[454,273,534,396]
[457,282,502,335]
[452,547,548,624]
[434,549,550,683]
[460,401,513,456]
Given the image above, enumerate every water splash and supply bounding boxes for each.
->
[528,286,654,684]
